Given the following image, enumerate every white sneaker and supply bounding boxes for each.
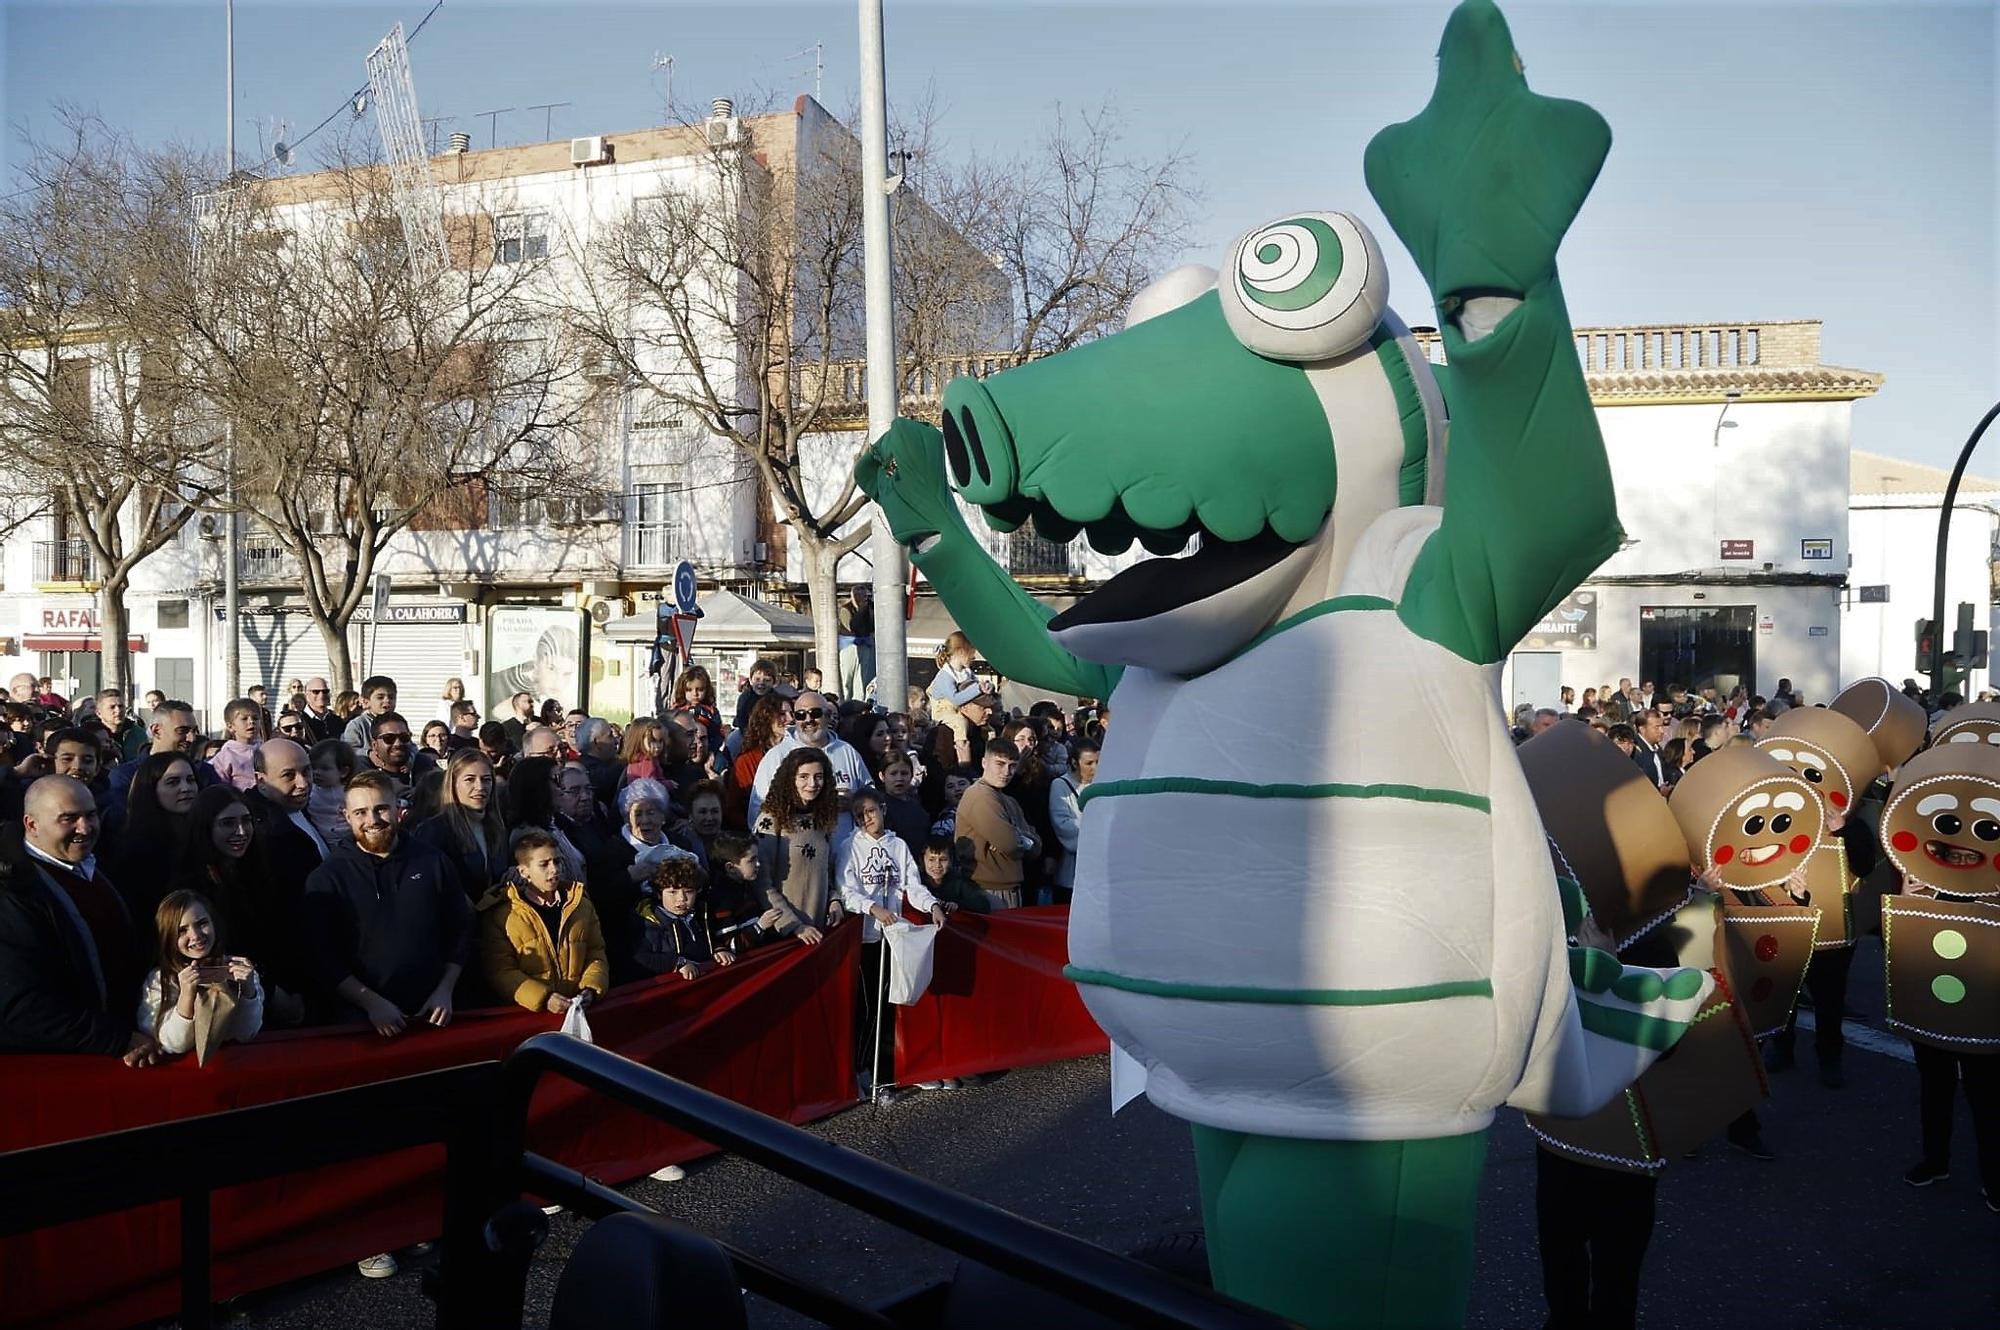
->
[650,1164,687,1182]
[541,1204,562,1216]
[356,1252,398,1279]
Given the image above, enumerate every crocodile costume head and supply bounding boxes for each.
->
[920,217,1445,677]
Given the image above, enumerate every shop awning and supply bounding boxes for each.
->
[22,635,146,652]
[602,589,815,647]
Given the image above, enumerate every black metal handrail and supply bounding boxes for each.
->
[0,1062,502,1330]
[469,1034,1294,1330]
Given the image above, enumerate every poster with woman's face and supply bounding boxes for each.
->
[487,607,581,714]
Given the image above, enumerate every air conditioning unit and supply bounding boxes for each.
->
[570,135,610,166]
[705,117,741,149]
[589,595,635,625]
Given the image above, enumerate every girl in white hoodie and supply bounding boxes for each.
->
[838,790,949,1100]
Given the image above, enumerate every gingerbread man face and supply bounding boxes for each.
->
[1756,707,1883,814]
[1669,745,1825,892]
[1929,701,2000,750]
[1880,742,2000,897]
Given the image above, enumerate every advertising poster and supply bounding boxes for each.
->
[486,606,582,714]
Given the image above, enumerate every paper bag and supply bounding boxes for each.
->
[192,985,240,1068]
[1883,895,2000,1052]
[559,998,595,1045]
[883,921,938,1005]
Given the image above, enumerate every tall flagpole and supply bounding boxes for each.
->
[859,0,907,715]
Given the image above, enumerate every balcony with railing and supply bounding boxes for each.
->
[799,352,1031,429]
[798,320,1879,425]
[33,539,98,589]
[239,542,298,587]
[1002,526,1083,582]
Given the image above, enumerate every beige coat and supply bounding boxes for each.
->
[955,780,1032,893]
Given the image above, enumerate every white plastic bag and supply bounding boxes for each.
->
[882,921,938,1005]
[559,998,595,1044]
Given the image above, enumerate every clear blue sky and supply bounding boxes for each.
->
[5,0,1994,467]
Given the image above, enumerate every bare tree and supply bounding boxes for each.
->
[567,95,1195,673]
[566,101,879,673]
[0,114,226,697]
[180,138,597,689]
[913,102,1199,362]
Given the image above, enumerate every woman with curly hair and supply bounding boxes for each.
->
[752,746,843,945]
[727,691,792,829]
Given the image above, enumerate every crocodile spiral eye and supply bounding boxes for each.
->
[1218,211,1388,362]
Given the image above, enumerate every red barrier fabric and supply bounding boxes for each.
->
[893,906,1109,1084]
[0,927,859,1330]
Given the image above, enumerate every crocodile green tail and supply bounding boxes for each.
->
[1191,1126,1487,1330]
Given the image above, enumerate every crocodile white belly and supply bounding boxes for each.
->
[1068,507,1591,1140]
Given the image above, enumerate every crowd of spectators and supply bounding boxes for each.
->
[0,654,1102,1075]
[0,652,1110,1274]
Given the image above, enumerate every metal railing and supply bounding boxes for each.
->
[468,1034,1294,1330]
[32,538,97,584]
[0,1063,500,1330]
[239,543,295,584]
[1006,527,1082,578]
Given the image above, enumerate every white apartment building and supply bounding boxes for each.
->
[0,102,1886,722]
[1843,450,2000,699]
[0,96,995,723]
[1495,320,1881,710]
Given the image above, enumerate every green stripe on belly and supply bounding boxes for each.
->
[1575,1000,1688,1052]
[1066,966,1493,1006]
[1078,775,1489,814]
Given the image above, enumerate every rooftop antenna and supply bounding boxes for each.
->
[784,41,824,100]
[473,105,515,149]
[420,114,457,156]
[526,101,572,142]
[652,52,676,114]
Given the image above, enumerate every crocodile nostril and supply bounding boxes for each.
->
[941,411,972,488]
[959,408,992,488]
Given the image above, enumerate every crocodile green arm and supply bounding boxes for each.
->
[857,418,1122,701]
[1363,0,1623,666]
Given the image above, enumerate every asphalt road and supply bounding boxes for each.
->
[216,940,2000,1330]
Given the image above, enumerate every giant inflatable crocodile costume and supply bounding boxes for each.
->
[858,5,1709,1325]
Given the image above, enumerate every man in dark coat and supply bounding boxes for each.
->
[0,775,158,1063]
[301,772,470,1035]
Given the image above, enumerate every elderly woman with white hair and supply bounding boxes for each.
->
[597,776,698,980]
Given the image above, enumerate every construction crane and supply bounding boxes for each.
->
[365,21,451,278]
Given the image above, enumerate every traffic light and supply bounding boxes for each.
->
[1917,618,1938,672]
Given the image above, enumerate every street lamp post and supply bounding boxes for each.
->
[223,0,241,703]
[859,0,907,714]
[1929,400,2000,693]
